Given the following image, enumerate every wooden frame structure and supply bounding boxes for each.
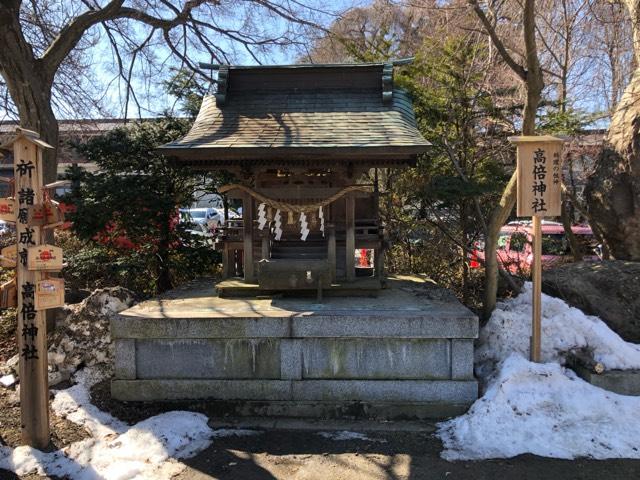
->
[159,62,430,293]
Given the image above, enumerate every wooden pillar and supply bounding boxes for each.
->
[327,223,336,283]
[222,243,230,278]
[261,227,270,260]
[531,216,542,362]
[375,242,385,281]
[14,134,50,448]
[243,194,255,282]
[345,193,355,282]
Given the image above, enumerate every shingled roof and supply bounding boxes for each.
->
[159,63,430,167]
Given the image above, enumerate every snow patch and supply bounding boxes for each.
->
[476,283,640,378]
[439,354,640,460]
[439,284,640,460]
[0,369,213,479]
[317,431,387,443]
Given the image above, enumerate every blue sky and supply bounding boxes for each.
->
[89,0,364,120]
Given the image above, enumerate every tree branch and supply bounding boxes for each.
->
[41,0,212,78]
[468,0,527,81]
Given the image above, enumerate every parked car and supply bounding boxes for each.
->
[180,207,223,229]
[473,221,601,274]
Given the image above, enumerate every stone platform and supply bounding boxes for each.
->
[111,276,478,419]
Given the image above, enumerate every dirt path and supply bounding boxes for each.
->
[174,427,640,480]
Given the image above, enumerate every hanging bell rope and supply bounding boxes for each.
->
[218,183,372,213]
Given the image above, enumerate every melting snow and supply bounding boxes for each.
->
[476,283,640,378]
[0,368,216,479]
[439,283,640,460]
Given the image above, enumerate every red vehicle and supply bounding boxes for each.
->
[473,221,601,274]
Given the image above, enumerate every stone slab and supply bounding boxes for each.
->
[292,316,478,339]
[111,379,293,402]
[135,338,281,379]
[114,339,136,380]
[203,401,470,420]
[300,338,451,380]
[451,339,475,380]
[117,276,478,326]
[572,367,640,396]
[280,339,302,380]
[111,316,290,339]
[291,379,478,403]
[111,378,478,405]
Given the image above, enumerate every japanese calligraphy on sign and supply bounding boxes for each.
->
[511,136,564,217]
[0,127,55,448]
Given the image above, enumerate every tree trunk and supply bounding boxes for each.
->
[483,172,516,318]
[584,1,640,261]
[561,194,583,261]
[0,7,59,183]
[483,0,543,319]
[14,89,59,185]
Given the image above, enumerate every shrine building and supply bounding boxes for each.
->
[158,62,431,295]
[111,62,478,417]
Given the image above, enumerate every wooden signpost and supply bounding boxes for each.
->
[0,128,65,449]
[510,135,564,362]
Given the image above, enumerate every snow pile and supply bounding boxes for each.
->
[439,354,640,460]
[47,287,136,377]
[438,284,640,460]
[0,369,214,479]
[476,283,640,377]
[317,431,387,443]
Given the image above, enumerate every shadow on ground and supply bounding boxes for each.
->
[174,429,640,480]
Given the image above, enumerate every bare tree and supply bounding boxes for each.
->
[0,0,326,182]
[585,0,640,260]
[469,0,544,317]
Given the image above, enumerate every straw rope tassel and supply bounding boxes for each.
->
[274,209,282,240]
[257,203,267,230]
[300,212,309,241]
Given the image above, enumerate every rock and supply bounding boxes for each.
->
[543,260,640,343]
[48,370,71,387]
[6,387,19,405]
[5,354,19,373]
[0,374,16,387]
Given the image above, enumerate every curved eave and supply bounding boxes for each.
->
[159,144,430,168]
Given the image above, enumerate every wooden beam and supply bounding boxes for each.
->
[242,194,255,282]
[345,194,355,282]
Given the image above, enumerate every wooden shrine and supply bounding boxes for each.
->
[159,62,431,295]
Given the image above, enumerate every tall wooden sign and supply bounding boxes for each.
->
[1,128,54,449]
[510,135,564,363]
